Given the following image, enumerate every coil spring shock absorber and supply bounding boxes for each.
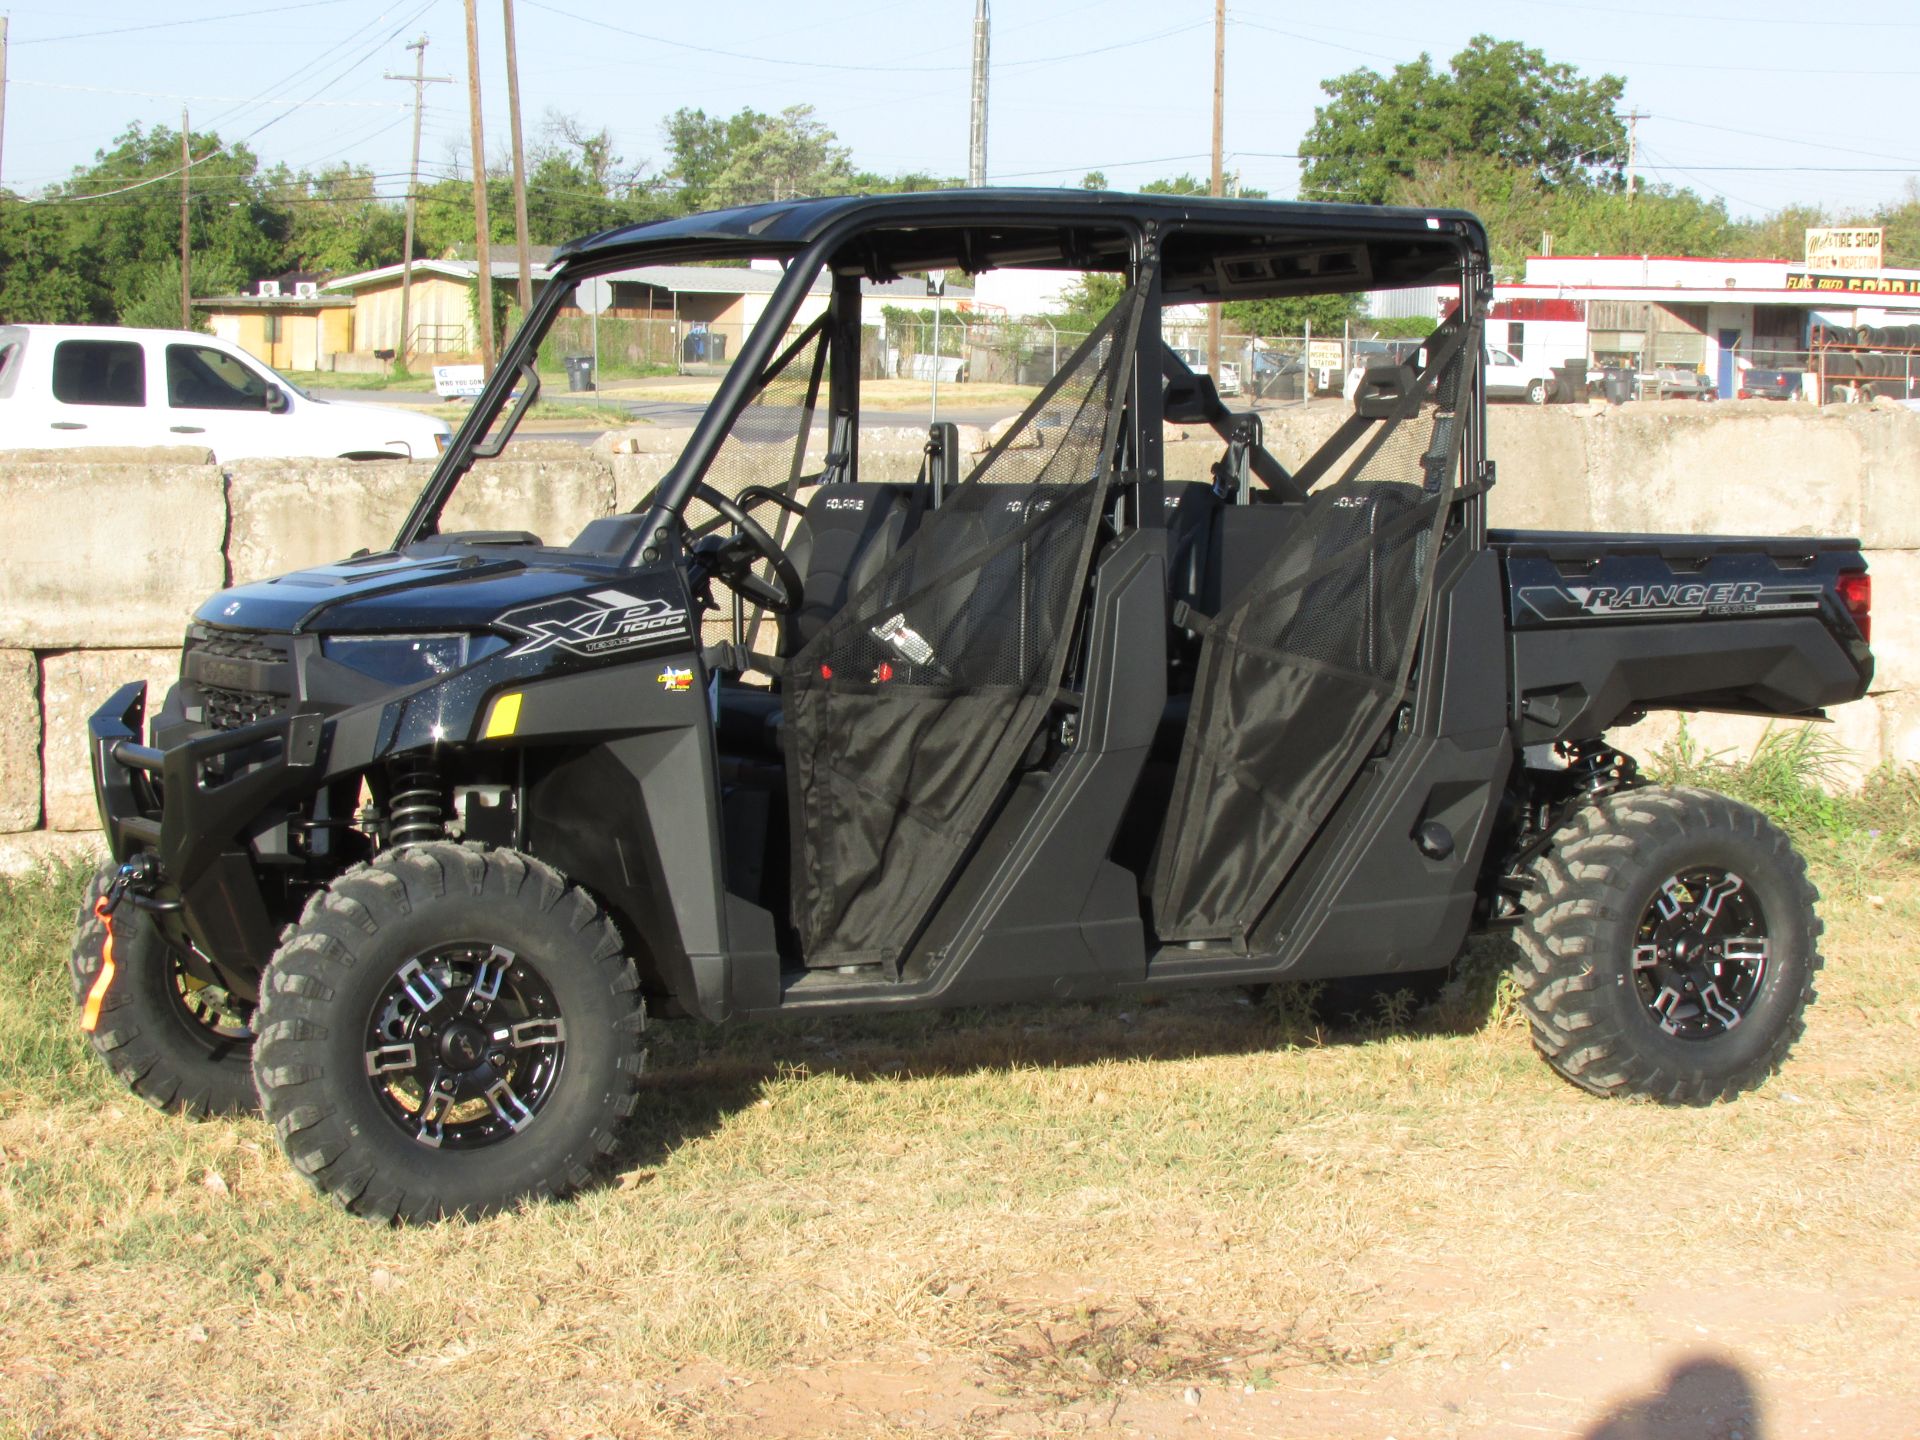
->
[386,757,445,848]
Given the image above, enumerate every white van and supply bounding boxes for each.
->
[0,324,451,461]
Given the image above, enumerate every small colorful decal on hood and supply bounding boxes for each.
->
[657,665,693,693]
[495,588,691,659]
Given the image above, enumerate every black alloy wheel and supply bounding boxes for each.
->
[254,843,647,1222]
[363,943,568,1150]
[1512,785,1820,1105]
[70,859,259,1116]
[1630,867,1770,1040]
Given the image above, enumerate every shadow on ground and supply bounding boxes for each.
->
[1582,1356,1764,1440]
[608,935,1517,1175]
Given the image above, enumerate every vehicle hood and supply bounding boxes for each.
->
[306,395,450,444]
[194,549,689,641]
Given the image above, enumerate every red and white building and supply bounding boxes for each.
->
[1487,254,1920,397]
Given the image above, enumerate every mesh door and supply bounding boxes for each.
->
[1149,323,1477,945]
[782,286,1145,967]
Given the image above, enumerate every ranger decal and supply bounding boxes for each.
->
[496,589,691,658]
[1516,581,1825,624]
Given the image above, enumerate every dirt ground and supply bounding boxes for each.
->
[1,861,1915,1439]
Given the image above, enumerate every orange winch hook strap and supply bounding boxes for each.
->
[80,896,117,1034]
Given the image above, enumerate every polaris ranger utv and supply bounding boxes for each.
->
[73,193,1875,1221]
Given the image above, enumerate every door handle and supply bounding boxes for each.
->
[169,425,206,434]
[50,421,86,430]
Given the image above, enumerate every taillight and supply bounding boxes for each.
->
[1736,388,1751,399]
[1838,570,1871,643]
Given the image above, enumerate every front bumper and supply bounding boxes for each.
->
[90,681,329,979]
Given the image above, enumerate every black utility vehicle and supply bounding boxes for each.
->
[74,193,1875,1220]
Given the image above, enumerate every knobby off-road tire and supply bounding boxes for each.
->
[69,860,259,1116]
[253,844,646,1222]
[1513,785,1821,1105]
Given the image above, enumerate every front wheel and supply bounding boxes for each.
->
[253,844,647,1221]
[1525,378,1548,405]
[70,861,258,1116]
[1511,786,1820,1105]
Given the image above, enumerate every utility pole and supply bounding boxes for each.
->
[502,0,533,314]
[180,109,192,329]
[968,0,989,188]
[462,0,496,373]
[1625,108,1646,201]
[1206,0,1224,382]
[387,39,452,371]
[1,19,11,189]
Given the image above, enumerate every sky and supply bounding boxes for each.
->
[4,0,1918,230]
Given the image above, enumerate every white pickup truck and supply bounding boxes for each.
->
[1484,344,1558,404]
[0,324,450,461]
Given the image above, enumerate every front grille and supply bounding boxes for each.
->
[183,627,294,731]
[200,684,288,731]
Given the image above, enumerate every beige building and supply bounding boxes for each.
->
[197,287,355,373]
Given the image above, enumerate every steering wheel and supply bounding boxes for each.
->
[689,483,803,615]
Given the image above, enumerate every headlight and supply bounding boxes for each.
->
[320,632,509,687]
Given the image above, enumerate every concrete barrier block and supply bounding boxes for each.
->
[1859,548,1920,695]
[227,459,429,582]
[442,455,615,545]
[0,649,40,832]
[610,453,675,513]
[1857,407,1920,550]
[1486,409,1595,530]
[1587,409,1866,538]
[0,463,226,647]
[40,649,181,832]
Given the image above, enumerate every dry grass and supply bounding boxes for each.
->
[2,847,1917,1438]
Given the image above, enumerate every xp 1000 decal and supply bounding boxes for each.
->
[1515,581,1824,624]
[496,588,691,658]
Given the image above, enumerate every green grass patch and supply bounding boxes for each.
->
[0,859,109,1106]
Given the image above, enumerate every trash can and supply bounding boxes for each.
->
[1553,360,1588,405]
[563,355,595,392]
[1602,366,1633,405]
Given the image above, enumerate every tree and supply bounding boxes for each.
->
[1224,292,1362,336]
[1300,36,1626,207]
[263,163,406,274]
[706,106,856,207]
[1080,171,1108,191]
[663,106,770,212]
[0,122,283,324]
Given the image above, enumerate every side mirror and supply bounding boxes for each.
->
[265,385,290,414]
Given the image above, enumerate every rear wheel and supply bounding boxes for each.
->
[253,844,646,1222]
[69,860,258,1116]
[1525,378,1548,405]
[1512,786,1819,1104]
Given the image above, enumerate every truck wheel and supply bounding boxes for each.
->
[69,860,258,1116]
[1512,787,1820,1105]
[253,844,646,1222]
[1525,378,1548,405]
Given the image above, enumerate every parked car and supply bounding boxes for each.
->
[0,324,451,461]
[1736,366,1804,401]
[1171,346,1240,396]
[1646,366,1717,402]
[1484,345,1558,404]
[74,191,1873,1221]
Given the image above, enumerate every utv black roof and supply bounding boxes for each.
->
[554,189,1488,299]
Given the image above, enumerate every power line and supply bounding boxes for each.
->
[12,80,406,108]
[12,0,359,46]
